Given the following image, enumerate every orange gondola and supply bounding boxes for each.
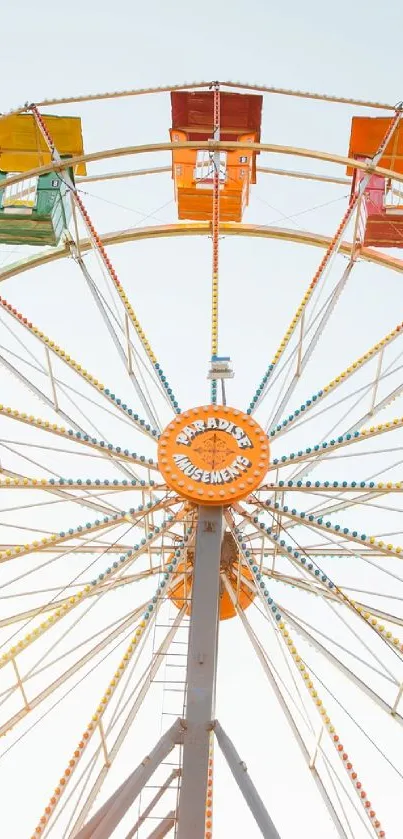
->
[170,91,262,222]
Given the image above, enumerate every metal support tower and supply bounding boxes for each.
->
[177,505,223,838]
[73,504,282,838]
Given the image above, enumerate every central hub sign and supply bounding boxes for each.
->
[158,405,270,505]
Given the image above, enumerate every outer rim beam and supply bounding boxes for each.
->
[2,224,403,287]
[2,140,403,194]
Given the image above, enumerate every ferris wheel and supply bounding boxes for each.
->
[0,80,403,839]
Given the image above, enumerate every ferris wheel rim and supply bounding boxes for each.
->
[1,222,403,287]
[2,138,403,195]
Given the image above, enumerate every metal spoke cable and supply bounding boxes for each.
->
[272,366,403,444]
[0,517,139,653]
[0,293,160,441]
[248,109,403,416]
[0,618,141,761]
[72,246,166,427]
[0,604,145,706]
[76,250,168,409]
[320,752,374,839]
[255,191,350,230]
[282,607,403,781]
[43,117,182,417]
[278,606,397,687]
[243,503,403,667]
[267,260,355,430]
[259,274,354,422]
[0,522,128,595]
[281,357,403,490]
[231,551,403,781]
[54,602,168,839]
[0,500,182,669]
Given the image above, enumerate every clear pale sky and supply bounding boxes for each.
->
[0,2,403,838]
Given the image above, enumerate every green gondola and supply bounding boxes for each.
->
[0,167,73,246]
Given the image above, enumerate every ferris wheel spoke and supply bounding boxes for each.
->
[228,531,388,837]
[277,603,398,688]
[256,545,403,630]
[269,448,403,533]
[269,315,403,441]
[237,504,403,670]
[0,504,183,672]
[0,348,161,488]
[0,461,126,518]
[279,603,403,724]
[264,574,403,723]
[276,509,403,594]
[1,602,149,700]
[258,488,403,533]
[0,567,160,629]
[223,578,351,838]
[276,602,403,780]
[247,202,357,415]
[29,534,190,839]
[0,522,139,602]
[0,438,164,513]
[66,606,186,838]
[260,480,403,494]
[0,351,91,433]
[30,105,181,422]
[0,476,164,492]
[0,495,174,567]
[272,399,403,500]
[0,602,146,738]
[68,246,166,431]
[267,260,355,431]
[259,497,403,563]
[0,404,159,470]
[271,417,403,475]
[247,111,403,419]
[248,257,353,423]
[251,498,403,632]
[0,293,160,441]
[261,567,403,628]
[319,753,376,839]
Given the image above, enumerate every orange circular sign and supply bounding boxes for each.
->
[158,405,270,505]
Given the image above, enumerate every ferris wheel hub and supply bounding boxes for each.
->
[158,404,270,505]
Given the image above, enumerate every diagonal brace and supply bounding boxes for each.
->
[214,719,281,838]
[74,718,183,839]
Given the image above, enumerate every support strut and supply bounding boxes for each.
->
[177,505,223,839]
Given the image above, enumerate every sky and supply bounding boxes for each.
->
[0,1,403,838]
